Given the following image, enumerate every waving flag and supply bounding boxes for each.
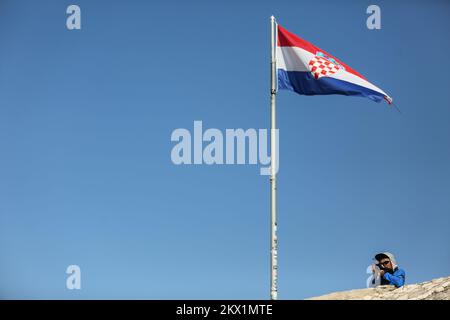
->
[267,18,396,301]
[276,25,392,104]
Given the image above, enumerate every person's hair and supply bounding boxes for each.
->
[375,253,390,262]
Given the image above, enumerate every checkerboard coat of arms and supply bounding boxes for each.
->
[308,52,344,79]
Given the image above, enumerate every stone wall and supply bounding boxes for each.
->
[308,276,450,300]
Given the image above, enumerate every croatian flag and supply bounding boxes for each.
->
[276,25,393,104]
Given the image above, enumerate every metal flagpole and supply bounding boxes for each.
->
[270,15,278,300]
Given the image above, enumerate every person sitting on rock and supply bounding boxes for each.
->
[374,252,406,288]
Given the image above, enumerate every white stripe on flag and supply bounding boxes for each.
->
[276,46,314,72]
[277,46,388,97]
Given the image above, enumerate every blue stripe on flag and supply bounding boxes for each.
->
[277,69,385,103]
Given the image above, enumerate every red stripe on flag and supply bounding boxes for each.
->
[277,25,366,80]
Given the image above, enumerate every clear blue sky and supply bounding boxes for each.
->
[1,0,449,299]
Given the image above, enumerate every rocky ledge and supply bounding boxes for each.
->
[308,276,450,300]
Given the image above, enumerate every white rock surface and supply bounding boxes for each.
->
[307,276,450,300]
